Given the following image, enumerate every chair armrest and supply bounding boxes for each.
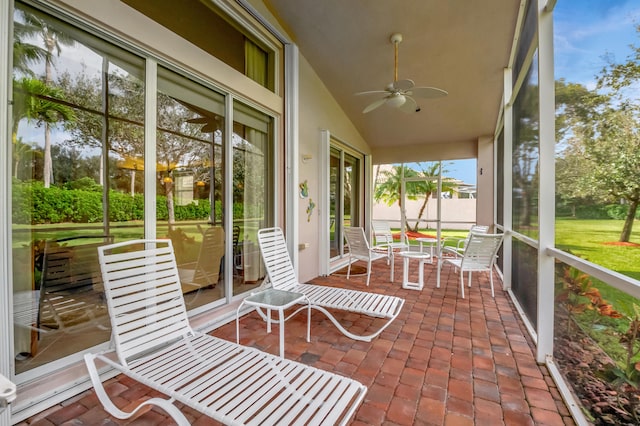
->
[440,246,462,258]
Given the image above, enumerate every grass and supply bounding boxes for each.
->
[555,218,640,369]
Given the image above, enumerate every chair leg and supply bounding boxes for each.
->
[468,271,472,288]
[489,267,495,297]
[460,269,465,298]
[347,261,352,280]
[366,259,371,286]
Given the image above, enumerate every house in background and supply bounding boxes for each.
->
[1,1,638,424]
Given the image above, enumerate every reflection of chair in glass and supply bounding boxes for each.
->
[37,235,113,333]
[232,225,243,278]
[343,226,392,286]
[190,227,225,288]
[258,227,405,342]
[436,232,504,298]
[371,220,409,268]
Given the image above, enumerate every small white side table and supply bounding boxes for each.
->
[415,237,438,263]
[236,288,310,358]
[398,251,431,290]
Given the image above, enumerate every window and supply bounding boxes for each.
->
[232,101,274,293]
[12,3,145,374]
[156,66,226,308]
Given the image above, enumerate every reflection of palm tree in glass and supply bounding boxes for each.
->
[21,10,75,188]
[12,78,75,164]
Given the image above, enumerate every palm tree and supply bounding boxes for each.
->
[409,162,457,232]
[374,164,419,232]
[13,137,41,179]
[12,15,46,77]
[12,77,75,158]
[21,10,75,187]
[374,162,458,232]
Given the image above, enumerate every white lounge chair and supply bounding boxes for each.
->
[85,239,367,426]
[437,232,504,298]
[257,227,405,342]
[343,226,391,286]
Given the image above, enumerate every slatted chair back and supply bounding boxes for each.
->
[256,228,298,291]
[460,232,504,271]
[371,220,399,247]
[192,226,224,286]
[343,226,375,259]
[97,239,191,366]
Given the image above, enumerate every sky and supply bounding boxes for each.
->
[554,0,640,88]
[442,0,640,187]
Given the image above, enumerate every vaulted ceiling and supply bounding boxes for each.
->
[264,0,521,155]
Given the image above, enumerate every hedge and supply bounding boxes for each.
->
[11,181,229,224]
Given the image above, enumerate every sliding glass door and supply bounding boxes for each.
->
[329,146,360,260]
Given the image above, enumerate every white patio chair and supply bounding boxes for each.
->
[85,239,367,426]
[257,227,405,342]
[436,232,504,298]
[371,220,409,270]
[441,224,490,258]
[343,226,391,286]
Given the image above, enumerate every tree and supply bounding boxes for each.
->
[585,107,640,242]
[374,165,418,232]
[13,137,41,179]
[12,9,46,77]
[554,79,608,215]
[405,162,457,232]
[21,11,75,188]
[12,77,75,160]
[374,163,457,232]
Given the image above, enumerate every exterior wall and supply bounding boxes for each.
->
[373,199,477,231]
[296,56,369,282]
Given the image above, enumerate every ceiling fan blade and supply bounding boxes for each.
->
[363,97,388,113]
[399,96,418,113]
[393,79,414,91]
[355,90,390,96]
[409,86,448,99]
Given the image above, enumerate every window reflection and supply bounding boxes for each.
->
[232,101,273,295]
[12,3,145,373]
[156,67,226,308]
[512,51,540,238]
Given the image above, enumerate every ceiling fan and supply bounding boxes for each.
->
[356,33,448,114]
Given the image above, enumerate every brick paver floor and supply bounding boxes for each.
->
[20,258,575,425]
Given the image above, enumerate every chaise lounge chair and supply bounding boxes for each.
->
[85,239,367,425]
[257,227,405,342]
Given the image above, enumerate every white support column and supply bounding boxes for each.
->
[224,94,234,300]
[0,0,13,424]
[502,67,513,291]
[284,43,299,268]
[144,59,157,239]
[536,0,556,364]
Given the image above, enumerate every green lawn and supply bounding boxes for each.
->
[556,218,640,317]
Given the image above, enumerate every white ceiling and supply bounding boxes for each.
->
[263,0,521,155]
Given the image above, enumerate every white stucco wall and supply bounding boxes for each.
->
[296,56,370,282]
[373,198,477,231]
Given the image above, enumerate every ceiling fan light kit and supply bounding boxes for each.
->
[356,32,447,114]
